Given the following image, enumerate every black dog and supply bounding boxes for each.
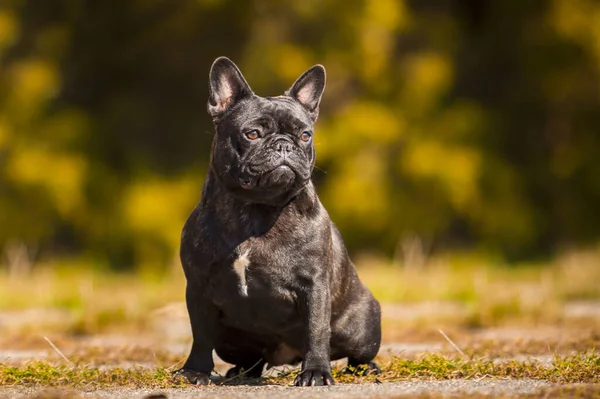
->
[177,57,381,386]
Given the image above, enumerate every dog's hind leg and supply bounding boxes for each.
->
[345,307,382,376]
[332,289,382,375]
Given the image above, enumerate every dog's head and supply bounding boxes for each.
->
[206,57,325,206]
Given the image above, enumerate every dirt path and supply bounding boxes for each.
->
[1,301,599,398]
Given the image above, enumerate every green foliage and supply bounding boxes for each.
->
[1,1,600,268]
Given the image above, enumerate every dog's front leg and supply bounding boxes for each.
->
[176,283,218,385]
[294,279,335,386]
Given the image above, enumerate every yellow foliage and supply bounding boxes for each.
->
[552,0,600,64]
[123,176,199,249]
[2,0,599,264]
[40,109,90,143]
[6,148,87,217]
[435,102,485,140]
[366,0,407,31]
[358,0,409,83]
[319,101,403,160]
[274,44,313,83]
[552,0,597,39]
[0,121,7,149]
[401,141,480,210]
[0,10,18,53]
[8,60,59,118]
[289,0,323,18]
[323,148,390,232]
[401,53,453,114]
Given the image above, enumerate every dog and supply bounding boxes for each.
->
[176,57,381,386]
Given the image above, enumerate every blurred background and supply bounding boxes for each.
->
[0,1,600,372]
[1,0,600,303]
[1,2,600,384]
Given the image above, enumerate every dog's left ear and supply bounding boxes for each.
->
[286,65,326,121]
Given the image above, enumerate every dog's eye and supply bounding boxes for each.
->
[300,131,312,142]
[245,130,260,140]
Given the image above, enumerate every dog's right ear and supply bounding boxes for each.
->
[208,57,253,118]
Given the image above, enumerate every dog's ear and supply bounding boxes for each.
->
[208,57,253,118]
[286,65,326,121]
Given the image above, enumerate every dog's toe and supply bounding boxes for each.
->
[294,368,335,387]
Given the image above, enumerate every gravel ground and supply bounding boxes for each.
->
[0,380,553,399]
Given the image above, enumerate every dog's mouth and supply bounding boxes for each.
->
[239,165,298,191]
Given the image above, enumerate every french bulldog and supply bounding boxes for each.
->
[176,57,381,387]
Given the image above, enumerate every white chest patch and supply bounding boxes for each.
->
[233,249,251,296]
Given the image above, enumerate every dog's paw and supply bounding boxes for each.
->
[172,368,210,385]
[294,367,335,387]
[345,361,381,376]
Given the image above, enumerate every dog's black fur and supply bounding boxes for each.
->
[176,57,381,386]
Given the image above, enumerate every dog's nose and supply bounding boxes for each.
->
[275,140,293,154]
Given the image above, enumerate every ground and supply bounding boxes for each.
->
[0,249,599,398]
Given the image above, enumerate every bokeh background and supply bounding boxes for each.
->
[1,0,600,275]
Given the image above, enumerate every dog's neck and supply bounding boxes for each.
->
[203,169,319,239]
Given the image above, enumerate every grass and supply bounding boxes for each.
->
[0,247,599,396]
[326,352,600,385]
[0,247,599,334]
[357,247,600,327]
[0,362,182,388]
[1,352,598,388]
[0,262,187,335]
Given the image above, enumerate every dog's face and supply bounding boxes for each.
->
[207,57,326,206]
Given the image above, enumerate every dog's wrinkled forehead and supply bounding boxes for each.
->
[231,96,314,132]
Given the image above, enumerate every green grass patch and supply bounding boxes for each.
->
[1,353,598,388]
[357,249,600,305]
[267,353,600,386]
[0,362,185,388]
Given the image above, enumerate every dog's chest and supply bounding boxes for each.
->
[231,248,251,297]
[224,244,293,298]
[209,242,299,330]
